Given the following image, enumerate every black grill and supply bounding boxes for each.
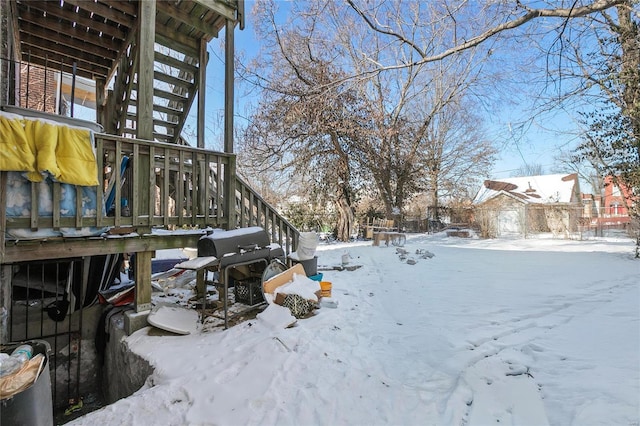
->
[197,227,285,328]
[197,226,284,267]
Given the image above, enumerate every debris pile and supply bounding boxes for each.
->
[396,248,435,265]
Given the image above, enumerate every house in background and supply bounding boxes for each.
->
[603,175,633,218]
[472,173,582,238]
[580,192,601,220]
[582,175,635,230]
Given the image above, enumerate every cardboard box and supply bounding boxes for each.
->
[263,263,305,294]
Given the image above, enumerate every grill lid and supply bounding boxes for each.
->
[197,226,271,258]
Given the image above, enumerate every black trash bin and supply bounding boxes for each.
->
[1,340,53,426]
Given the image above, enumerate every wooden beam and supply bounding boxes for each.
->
[0,2,4,105]
[169,54,198,143]
[96,0,138,17]
[95,78,106,126]
[145,86,188,103]
[134,250,153,312]
[224,19,234,153]
[19,44,109,75]
[155,25,199,57]
[197,38,206,148]
[19,33,116,68]
[1,234,203,264]
[192,0,237,21]
[18,21,119,60]
[155,51,198,75]
[237,0,245,30]
[18,8,123,52]
[154,70,194,90]
[0,265,11,344]
[157,1,221,37]
[224,155,237,229]
[135,1,154,241]
[114,45,137,135]
[9,0,22,63]
[131,99,183,117]
[62,0,136,27]
[22,1,128,40]
[160,2,205,39]
[137,1,155,140]
[0,172,6,262]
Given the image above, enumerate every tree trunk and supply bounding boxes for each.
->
[333,142,355,241]
[427,170,440,220]
[335,195,354,241]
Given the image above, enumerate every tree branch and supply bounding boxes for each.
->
[347,0,626,72]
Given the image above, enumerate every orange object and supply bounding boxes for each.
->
[320,281,332,298]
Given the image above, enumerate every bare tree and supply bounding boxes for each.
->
[237,0,631,240]
[345,0,626,74]
[421,98,497,220]
[512,163,546,177]
[239,0,498,237]
[325,0,498,219]
[551,147,607,199]
[344,0,636,219]
[563,3,639,254]
[238,0,364,240]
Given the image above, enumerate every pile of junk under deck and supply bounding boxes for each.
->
[101,226,335,333]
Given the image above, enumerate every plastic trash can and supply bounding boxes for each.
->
[1,340,53,426]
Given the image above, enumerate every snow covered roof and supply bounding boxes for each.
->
[473,173,579,205]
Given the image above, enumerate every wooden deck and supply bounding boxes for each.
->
[1,131,299,313]
[0,0,300,323]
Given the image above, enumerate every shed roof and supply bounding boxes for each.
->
[473,173,579,205]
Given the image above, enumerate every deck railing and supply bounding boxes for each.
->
[2,132,299,255]
[235,176,299,255]
[98,133,234,230]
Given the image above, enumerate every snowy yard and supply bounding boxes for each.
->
[70,233,639,426]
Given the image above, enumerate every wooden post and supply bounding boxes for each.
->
[0,264,12,344]
[223,19,237,229]
[224,19,234,154]
[5,0,19,106]
[0,172,6,263]
[133,0,156,312]
[137,1,155,140]
[134,251,154,313]
[136,0,154,230]
[95,78,106,129]
[224,155,237,229]
[197,38,207,149]
[0,1,6,106]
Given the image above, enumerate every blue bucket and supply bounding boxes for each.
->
[308,273,323,282]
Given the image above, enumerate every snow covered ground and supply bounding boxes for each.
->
[69,232,639,426]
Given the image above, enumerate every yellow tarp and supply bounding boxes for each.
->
[0,114,98,186]
[0,114,36,172]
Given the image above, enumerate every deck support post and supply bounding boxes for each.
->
[135,0,155,233]
[134,250,154,313]
[223,19,237,229]
[129,0,156,314]
[0,264,12,344]
[197,38,207,149]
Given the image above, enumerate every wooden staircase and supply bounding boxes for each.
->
[102,31,300,250]
[107,37,198,145]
